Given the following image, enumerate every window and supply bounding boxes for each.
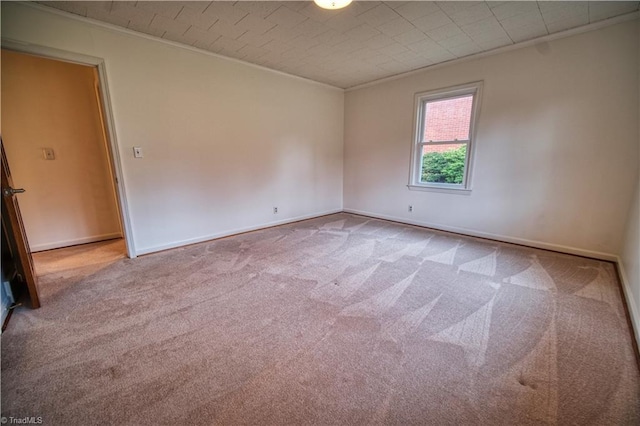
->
[409,82,482,192]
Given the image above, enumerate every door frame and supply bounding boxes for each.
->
[2,39,137,258]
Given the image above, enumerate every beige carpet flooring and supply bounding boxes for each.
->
[2,213,639,425]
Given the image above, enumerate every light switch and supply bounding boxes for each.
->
[133,147,143,158]
[43,148,55,160]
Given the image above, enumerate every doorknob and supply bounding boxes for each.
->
[2,187,25,197]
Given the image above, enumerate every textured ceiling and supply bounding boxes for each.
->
[37,1,640,88]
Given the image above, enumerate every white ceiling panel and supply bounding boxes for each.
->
[589,0,639,20]
[36,1,640,88]
[377,16,416,36]
[265,4,308,26]
[395,1,441,21]
[135,0,183,19]
[411,10,454,31]
[489,1,540,20]
[175,5,216,29]
[444,2,495,26]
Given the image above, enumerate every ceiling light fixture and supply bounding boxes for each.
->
[313,0,352,10]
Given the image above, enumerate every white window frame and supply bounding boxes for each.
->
[408,81,483,194]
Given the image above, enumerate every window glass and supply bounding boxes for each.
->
[421,144,467,184]
[423,95,473,142]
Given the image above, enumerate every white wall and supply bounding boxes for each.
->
[2,3,344,255]
[619,23,640,345]
[621,180,640,344]
[2,50,122,251]
[344,20,639,259]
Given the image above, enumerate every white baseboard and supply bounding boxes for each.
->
[615,257,640,352]
[138,207,619,260]
[135,209,343,256]
[343,208,618,261]
[31,233,122,252]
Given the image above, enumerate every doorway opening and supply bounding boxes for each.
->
[1,45,135,314]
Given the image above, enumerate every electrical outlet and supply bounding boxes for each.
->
[133,147,143,158]
[42,148,55,160]
[408,205,413,212]
[273,207,278,214]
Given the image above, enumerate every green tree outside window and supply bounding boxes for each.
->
[421,145,467,184]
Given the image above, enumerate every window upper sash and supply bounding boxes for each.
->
[419,93,474,144]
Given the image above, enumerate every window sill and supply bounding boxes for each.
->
[407,184,472,195]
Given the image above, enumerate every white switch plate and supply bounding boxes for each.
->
[133,147,143,158]
[43,148,55,160]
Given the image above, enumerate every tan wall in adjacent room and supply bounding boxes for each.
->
[1,49,122,251]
